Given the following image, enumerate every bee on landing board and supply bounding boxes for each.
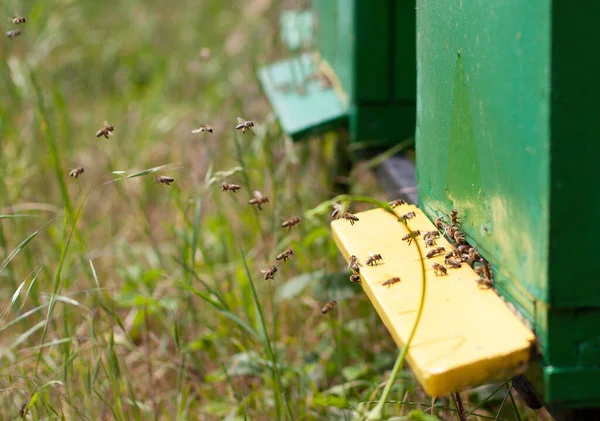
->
[402,230,421,245]
[426,247,446,259]
[398,211,416,222]
[6,29,21,39]
[476,278,493,289]
[221,183,241,193]
[281,216,301,231]
[349,274,361,283]
[434,216,445,230]
[235,117,254,134]
[349,255,362,274]
[365,253,384,266]
[69,167,84,178]
[261,266,277,280]
[248,190,269,210]
[321,300,337,314]
[276,248,294,262]
[432,263,447,276]
[95,121,114,139]
[382,277,401,288]
[191,124,213,134]
[445,257,462,269]
[155,175,174,186]
[450,209,460,225]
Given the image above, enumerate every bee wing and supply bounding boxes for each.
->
[191,128,202,133]
[236,117,245,124]
[253,190,262,199]
[260,269,268,274]
[103,120,109,127]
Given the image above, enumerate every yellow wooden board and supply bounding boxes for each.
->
[331,205,535,397]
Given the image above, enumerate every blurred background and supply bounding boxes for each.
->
[0,1,549,419]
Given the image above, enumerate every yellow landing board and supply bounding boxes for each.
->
[331,205,535,397]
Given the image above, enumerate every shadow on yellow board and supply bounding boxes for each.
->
[330,205,535,397]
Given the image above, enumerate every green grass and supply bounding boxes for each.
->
[0,1,554,420]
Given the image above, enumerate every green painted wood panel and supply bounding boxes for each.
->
[394,0,416,102]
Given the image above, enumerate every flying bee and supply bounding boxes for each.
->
[69,167,84,178]
[424,230,440,239]
[475,277,494,289]
[389,199,406,208]
[235,117,255,134]
[248,190,269,210]
[432,263,447,276]
[191,124,213,134]
[426,247,446,259]
[95,121,114,139]
[450,209,460,225]
[155,175,174,185]
[6,29,21,39]
[281,216,301,231]
[348,255,362,274]
[445,257,462,269]
[399,211,416,222]
[221,183,241,193]
[321,300,337,314]
[343,213,359,225]
[365,253,384,266]
[276,248,294,262]
[434,217,445,230]
[349,274,361,283]
[12,16,26,24]
[261,266,278,280]
[402,230,421,245]
[331,202,349,220]
[382,277,401,288]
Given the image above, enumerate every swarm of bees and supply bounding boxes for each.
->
[69,167,84,179]
[281,216,301,231]
[276,248,294,262]
[95,121,114,139]
[155,175,174,186]
[191,124,213,134]
[221,183,241,193]
[235,117,254,134]
[249,190,269,210]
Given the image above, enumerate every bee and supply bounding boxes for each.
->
[453,232,467,244]
[365,253,384,266]
[402,230,421,245]
[460,253,474,265]
[191,124,213,134]
[445,225,459,238]
[434,217,445,230]
[389,199,406,208]
[457,245,471,254]
[281,216,301,231]
[331,203,348,220]
[349,274,361,283]
[349,255,362,274]
[261,266,278,280]
[426,247,446,259]
[475,278,494,289]
[480,259,491,279]
[69,167,84,178]
[321,300,337,314]
[450,209,460,225]
[276,248,294,262]
[95,121,114,139]
[343,213,359,225]
[382,277,401,288]
[221,183,241,193]
[248,190,269,210]
[399,211,416,222]
[425,236,436,247]
[424,230,440,239]
[155,175,174,185]
[235,117,255,134]
[432,263,447,276]
[468,248,481,262]
[474,266,485,277]
[6,29,21,39]
[423,230,440,247]
[12,16,26,24]
[445,257,462,269]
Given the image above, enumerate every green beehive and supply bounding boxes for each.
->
[416,0,600,413]
[258,0,416,150]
